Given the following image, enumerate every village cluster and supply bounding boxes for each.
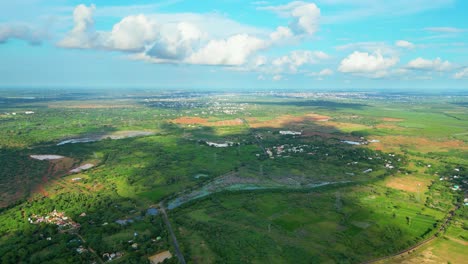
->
[29,210,80,232]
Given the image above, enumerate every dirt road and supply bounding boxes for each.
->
[159,202,186,264]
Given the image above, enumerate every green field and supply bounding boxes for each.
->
[0,89,466,263]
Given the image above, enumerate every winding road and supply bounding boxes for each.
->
[363,205,459,264]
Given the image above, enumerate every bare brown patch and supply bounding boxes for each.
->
[386,175,431,193]
[31,157,76,199]
[368,135,467,153]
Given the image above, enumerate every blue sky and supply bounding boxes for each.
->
[0,0,467,90]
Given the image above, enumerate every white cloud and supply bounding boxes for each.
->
[338,51,399,76]
[453,68,468,79]
[309,68,333,77]
[58,4,324,67]
[395,40,415,49]
[58,4,97,49]
[269,26,293,42]
[407,57,451,71]
[187,34,267,66]
[271,50,329,73]
[259,1,321,36]
[336,41,398,56]
[104,15,159,52]
[273,74,283,81]
[424,27,466,33]
[147,22,203,60]
[0,23,44,45]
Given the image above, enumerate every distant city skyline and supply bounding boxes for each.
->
[1,0,467,90]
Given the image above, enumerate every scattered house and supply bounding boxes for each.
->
[76,246,88,254]
[131,243,138,249]
[206,141,233,148]
[385,163,395,169]
[427,164,432,168]
[79,212,87,217]
[464,198,468,206]
[148,251,172,264]
[368,139,380,143]
[46,237,52,241]
[452,185,460,191]
[30,210,80,232]
[72,178,82,182]
[102,252,123,261]
[279,130,302,135]
[363,169,373,173]
[454,168,460,172]
[24,111,35,114]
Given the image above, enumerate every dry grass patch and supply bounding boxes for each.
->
[385,175,432,193]
[368,135,467,153]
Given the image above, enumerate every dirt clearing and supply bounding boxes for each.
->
[385,175,432,193]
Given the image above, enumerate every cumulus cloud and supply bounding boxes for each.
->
[395,40,415,49]
[0,24,45,45]
[58,5,160,52]
[58,3,323,67]
[272,50,329,73]
[338,51,398,76]
[259,1,321,36]
[187,34,267,66]
[58,4,275,66]
[453,68,468,79]
[407,57,451,71]
[58,4,97,49]
[147,22,203,60]
[105,15,159,52]
[269,26,293,42]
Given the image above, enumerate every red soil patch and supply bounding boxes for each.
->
[172,117,244,127]
[31,157,75,199]
[382,117,404,122]
[172,117,208,124]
